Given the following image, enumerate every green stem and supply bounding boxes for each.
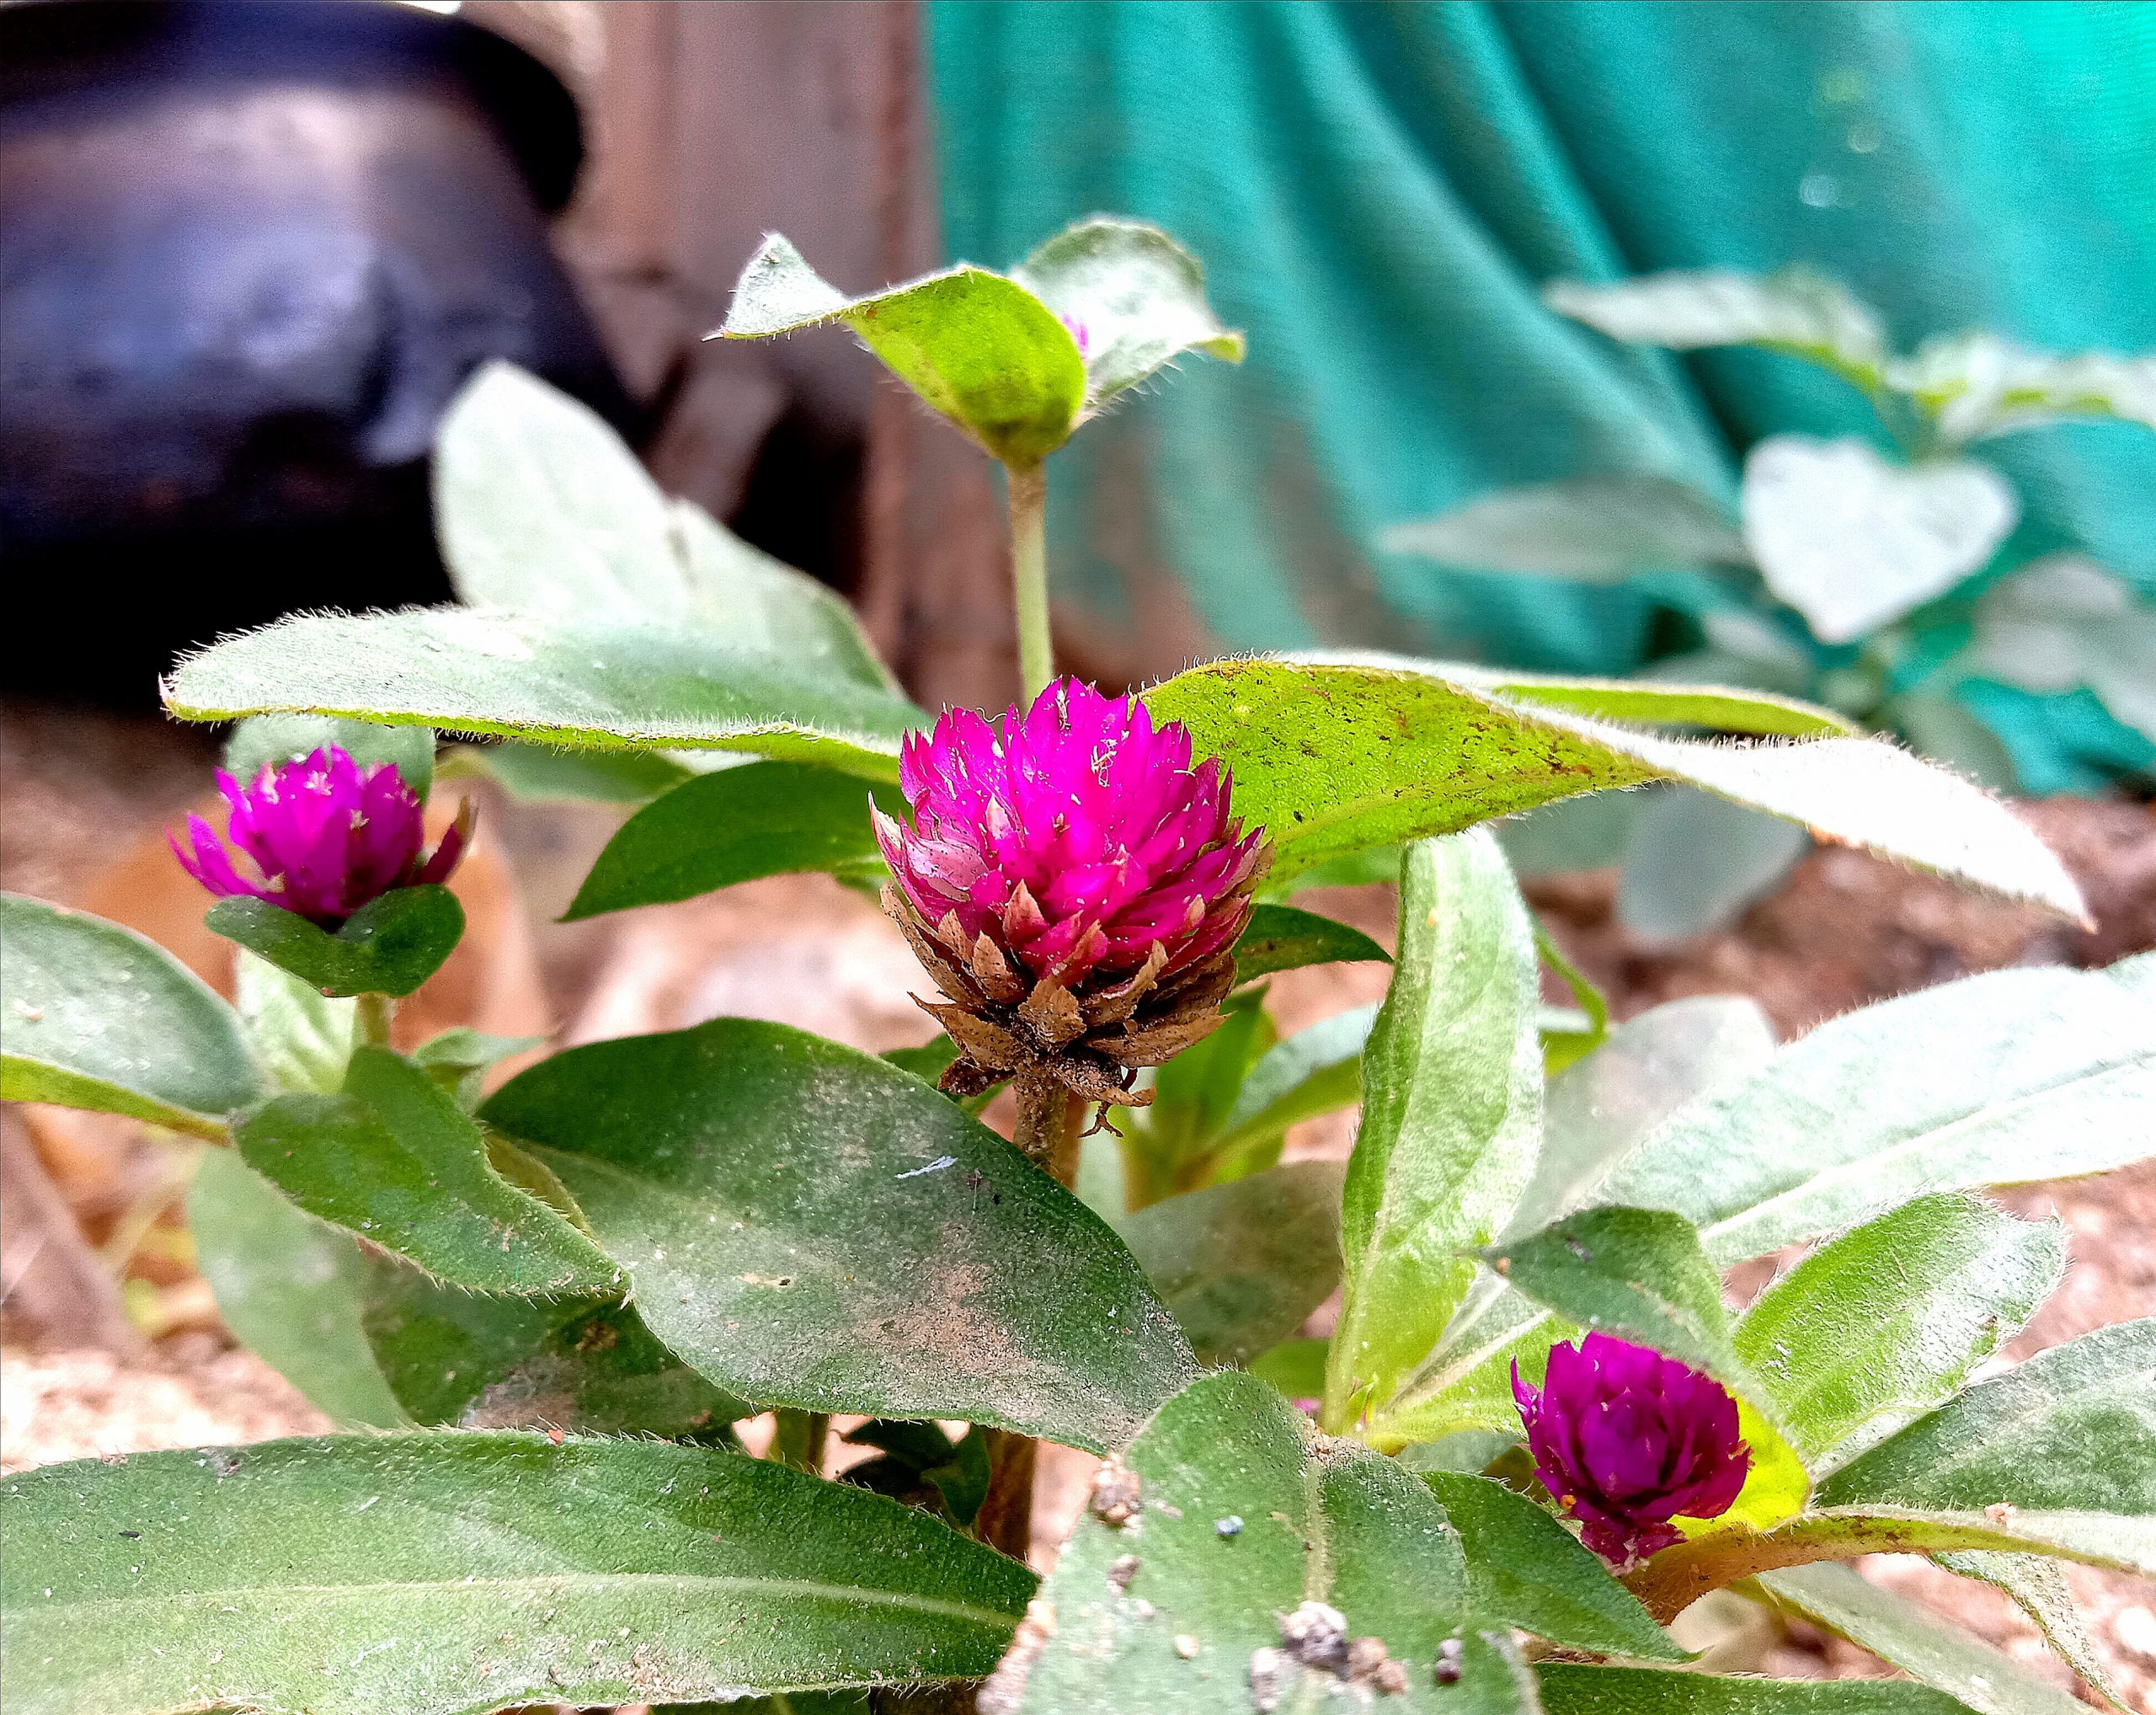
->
[770,1408,830,1474]
[1007,461,1053,698]
[979,1077,1083,1562]
[353,992,395,1049]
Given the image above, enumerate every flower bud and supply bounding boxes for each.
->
[1513,1332,1750,1566]
[172,746,466,928]
[874,677,1267,1119]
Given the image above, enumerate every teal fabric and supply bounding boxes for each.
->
[928,2,2156,788]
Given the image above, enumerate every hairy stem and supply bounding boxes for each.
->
[981,1075,1084,1561]
[353,992,395,1050]
[1007,461,1053,698]
[769,1408,830,1474]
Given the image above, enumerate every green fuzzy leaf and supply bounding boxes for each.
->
[0,893,261,1136]
[1114,1162,1344,1366]
[0,1433,1033,1715]
[566,762,904,920]
[1932,1551,2132,1712]
[1231,902,1390,986]
[1014,1370,1537,1714]
[225,713,435,803]
[164,606,924,782]
[470,740,696,804]
[206,887,464,1000]
[1535,922,1610,1074]
[1010,215,1246,411]
[237,1047,619,1296]
[479,1019,1196,1452]
[1545,266,1890,392]
[409,1027,544,1109]
[1484,1206,1736,1378]
[1536,1664,1970,1712]
[1734,1194,2065,1468]
[235,950,355,1095]
[1518,996,1777,1240]
[1382,474,1748,580]
[360,1253,750,1436]
[720,234,1086,466]
[1817,1319,2156,1516]
[1757,1562,2089,1715]
[1142,656,2079,917]
[1603,962,2156,1265]
[1614,788,1810,946]
[1328,832,1542,1435]
[433,364,896,695]
[1206,1003,1375,1183]
[187,1146,405,1428]
[1422,1472,1685,1661]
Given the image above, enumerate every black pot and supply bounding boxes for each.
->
[0,0,633,703]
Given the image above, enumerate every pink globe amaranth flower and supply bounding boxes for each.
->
[171,746,467,929]
[1513,1332,1751,1568]
[873,677,1268,1116]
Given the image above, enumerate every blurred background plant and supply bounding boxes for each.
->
[1385,268,2156,938]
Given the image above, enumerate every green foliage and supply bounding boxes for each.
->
[225,713,436,801]
[1604,961,2156,1263]
[435,363,897,694]
[721,218,1241,466]
[1421,1472,1685,1662]
[360,1254,751,1436]
[721,236,1086,467]
[466,739,696,804]
[187,1146,404,1428]
[0,1434,1033,1715]
[1230,901,1390,986]
[1818,1319,2156,1516]
[1113,1161,1344,1365]
[1613,787,1810,945]
[164,606,923,780]
[1013,1371,1537,1712]
[479,1018,1197,1451]
[1535,1665,1969,1712]
[208,885,464,1000]
[564,762,904,920]
[1144,656,2082,915]
[235,949,354,1094]
[1733,1194,2064,1467]
[1757,1563,2089,1715]
[237,1047,619,1296]
[0,893,261,1136]
[1328,832,1542,1436]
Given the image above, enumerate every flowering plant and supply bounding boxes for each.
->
[3,220,2151,1715]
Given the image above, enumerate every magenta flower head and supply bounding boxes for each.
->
[172,746,467,928]
[873,677,1268,1120]
[1513,1332,1751,1567]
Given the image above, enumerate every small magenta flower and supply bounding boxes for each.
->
[1513,1333,1751,1567]
[874,677,1267,1117]
[172,746,467,928]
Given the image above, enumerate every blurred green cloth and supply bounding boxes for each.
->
[928,1,2156,790]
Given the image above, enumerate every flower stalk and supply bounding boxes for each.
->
[1007,462,1053,699]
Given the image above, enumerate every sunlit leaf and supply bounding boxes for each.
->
[1545,267,1889,391]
